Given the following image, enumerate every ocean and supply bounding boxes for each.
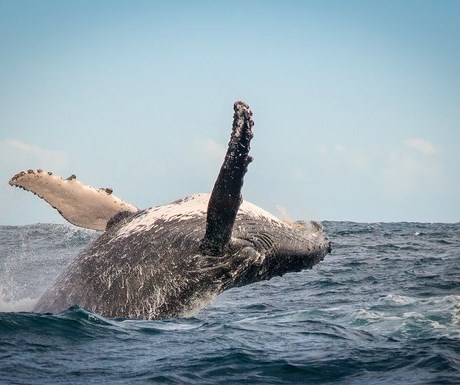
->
[0,222,459,384]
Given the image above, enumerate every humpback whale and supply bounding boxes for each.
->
[9,101,331,319]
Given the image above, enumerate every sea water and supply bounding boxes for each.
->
[0,222,459,384]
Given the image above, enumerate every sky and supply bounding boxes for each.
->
[1,0,459,225]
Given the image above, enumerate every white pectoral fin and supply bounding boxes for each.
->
[9,170,138,231]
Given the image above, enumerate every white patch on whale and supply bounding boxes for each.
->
[116,193,287,239]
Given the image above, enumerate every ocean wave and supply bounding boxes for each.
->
[353,294,460,340]
[1,222,459,384]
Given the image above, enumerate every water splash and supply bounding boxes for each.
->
[0,287,37,312]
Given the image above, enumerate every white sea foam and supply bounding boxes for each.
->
[354,294,460,338]
[383,294,415,305]
[355,309,383,320]
[0,288,37,312]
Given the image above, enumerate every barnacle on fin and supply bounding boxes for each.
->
[99,188,113,195]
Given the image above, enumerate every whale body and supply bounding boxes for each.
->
[9,102,331,319]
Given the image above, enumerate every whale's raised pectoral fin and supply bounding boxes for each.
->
[9,170,138,231]
[200,101,254,255]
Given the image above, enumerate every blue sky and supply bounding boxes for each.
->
[1,0,459,224]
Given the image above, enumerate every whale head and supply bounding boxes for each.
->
[195,215,331,293]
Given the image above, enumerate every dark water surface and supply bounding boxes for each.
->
[1,222,459,384]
